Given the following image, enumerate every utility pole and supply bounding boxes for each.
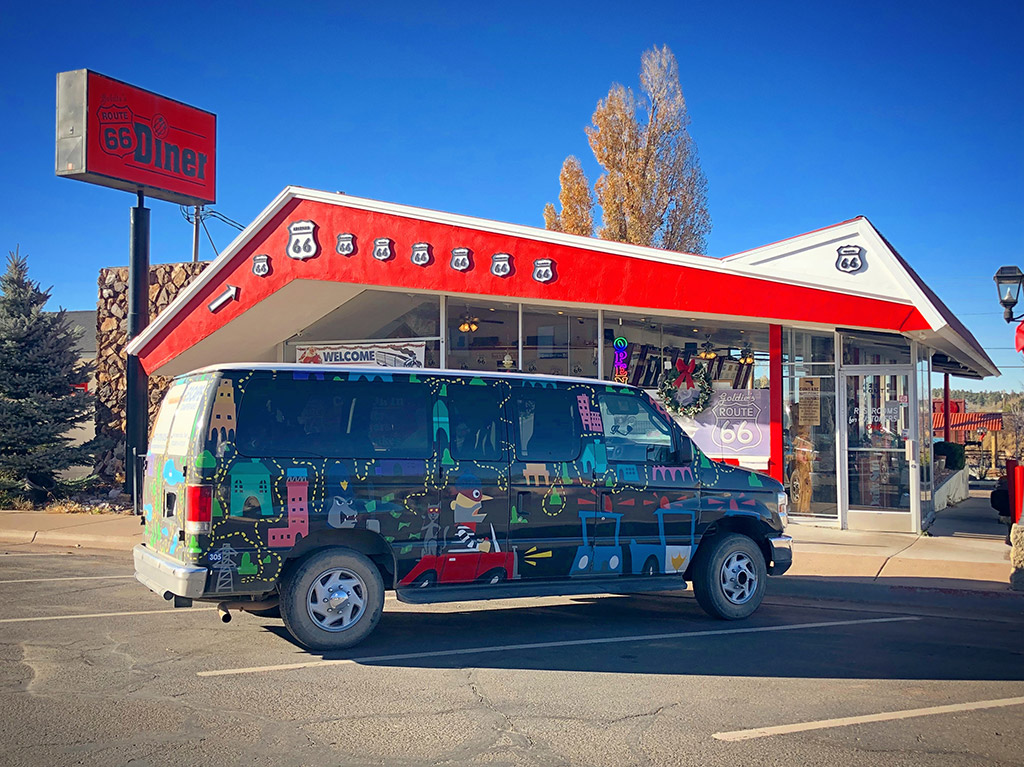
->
[125,190,150,497]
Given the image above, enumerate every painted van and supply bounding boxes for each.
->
[134,365,792,651]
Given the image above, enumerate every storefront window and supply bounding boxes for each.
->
[842,331,911,366]
[782,330,838,518]
[446,297,519,372]
[288,290,441,367]
[521,306,599,378]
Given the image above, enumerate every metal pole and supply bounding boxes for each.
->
[192,205,200,263]
[125,190,150,498]
[943,372,951,443]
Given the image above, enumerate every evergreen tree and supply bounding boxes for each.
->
[0,248,94,502]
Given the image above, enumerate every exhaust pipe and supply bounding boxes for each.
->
[216,597,280,624]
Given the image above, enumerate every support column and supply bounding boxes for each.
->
[943,373,951,442]
[125,191,150,499]
[769,324,783,483]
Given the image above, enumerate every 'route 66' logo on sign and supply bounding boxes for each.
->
[287,221,319,260]
[96,104,137,158]
[490,253,512,277]
[336,233,356,256]
[373,238,394,261]
[835,245,864,274]
[252,254,270,277]
[450,247,472,272]
[532,258,555,283]
[411,243,432,266]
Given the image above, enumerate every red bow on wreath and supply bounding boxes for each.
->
[673,358,696,389]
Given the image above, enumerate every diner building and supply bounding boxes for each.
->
[126,187,997,533]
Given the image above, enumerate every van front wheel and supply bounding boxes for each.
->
[281,548,384,651]
[692,533,766,620]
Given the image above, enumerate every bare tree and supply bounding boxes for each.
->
[543,156,594,236]
[544,45,711,254]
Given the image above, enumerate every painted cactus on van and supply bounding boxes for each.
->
[142,368,774,597]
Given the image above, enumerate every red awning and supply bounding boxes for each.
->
[932,412,1003,431]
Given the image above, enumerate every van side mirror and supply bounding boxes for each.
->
[674,437,693,465]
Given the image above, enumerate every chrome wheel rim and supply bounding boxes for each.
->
[306,567,367,632]
[720,551,757,605]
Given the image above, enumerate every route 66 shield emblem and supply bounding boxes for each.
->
[336,233,356,256]
[532,258,555,283]
[252,254,270,277]
[835,245,863,274]
[411,243,431,266]
[490,253,512,277]
[450,247,472,271]
[96,104,137,159]
[287,221,319,260]
[373,238,394,261]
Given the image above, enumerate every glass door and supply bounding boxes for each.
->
[844,370,918,522]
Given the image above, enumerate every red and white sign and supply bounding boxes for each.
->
[56,70,216,205]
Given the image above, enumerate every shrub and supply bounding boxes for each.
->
[933,441,966,471]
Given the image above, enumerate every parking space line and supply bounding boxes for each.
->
[198,615,918,678]
[0,607,215,624]
[713,695,1024,741]
[0,552,75,557]
[0,575,134,584]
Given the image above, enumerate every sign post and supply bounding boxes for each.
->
[56,70,216,498]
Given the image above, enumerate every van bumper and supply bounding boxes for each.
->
[133,544,208,599]
[767,535,793,575]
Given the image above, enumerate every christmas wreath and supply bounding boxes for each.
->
[659,357,713,417]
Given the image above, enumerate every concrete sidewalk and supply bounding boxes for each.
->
[0,510,143,551]
[0,493,1013,593]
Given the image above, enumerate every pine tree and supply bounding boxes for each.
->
[544,45,711,254]
[0,248,94,502]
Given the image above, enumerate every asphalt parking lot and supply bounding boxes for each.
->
[1,545,1023,766]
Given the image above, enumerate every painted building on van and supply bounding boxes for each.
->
[125,187,996,534]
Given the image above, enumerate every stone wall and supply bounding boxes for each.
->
[95,262,208,481]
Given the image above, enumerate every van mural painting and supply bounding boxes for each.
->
[140,368,785,601]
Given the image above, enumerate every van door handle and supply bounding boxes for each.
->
[516,491,528,517]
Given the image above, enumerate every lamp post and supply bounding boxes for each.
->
[994,266,1024,322]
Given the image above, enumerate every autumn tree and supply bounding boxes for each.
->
[544,45,711,254]
[543,156,594,236]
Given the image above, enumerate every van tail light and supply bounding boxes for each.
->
[184,484,213,535]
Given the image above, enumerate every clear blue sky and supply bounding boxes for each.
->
[2,1,1021,391]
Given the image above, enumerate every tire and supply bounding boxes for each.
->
[478,568,507,585]
[642,556,659,576]
[280,547,384,651]
[691,533,767,620]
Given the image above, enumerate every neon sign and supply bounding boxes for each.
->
[612,336,629,383]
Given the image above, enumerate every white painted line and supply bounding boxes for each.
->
[0,552,75,557]
[198,615,918,678]
[713,696,1024,742]
[0,575,134,584]
[0,607,215,625]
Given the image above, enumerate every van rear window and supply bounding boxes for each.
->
[235,377,432,459]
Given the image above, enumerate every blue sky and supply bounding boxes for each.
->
[1,1,1021,391]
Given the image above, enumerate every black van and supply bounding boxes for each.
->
[134,365,791,650]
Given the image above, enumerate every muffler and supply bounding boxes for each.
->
[216,597,280,624]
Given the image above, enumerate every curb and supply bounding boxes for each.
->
[0,529,142,551]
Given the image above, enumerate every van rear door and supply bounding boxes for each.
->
[142,375,215,562]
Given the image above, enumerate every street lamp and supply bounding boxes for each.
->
[994,265,1024,322]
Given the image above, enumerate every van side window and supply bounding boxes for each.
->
[596,393,673,463]
[447,385,505,461]
[512,388,581,461]
[236,378,431,458]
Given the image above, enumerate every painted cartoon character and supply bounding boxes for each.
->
[450,475,492,552]
[327,495,359,529]
[421,506,441,556]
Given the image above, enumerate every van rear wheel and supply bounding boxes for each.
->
[692,533,766,620]
[280,548,384,651]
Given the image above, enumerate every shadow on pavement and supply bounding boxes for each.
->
[257,590,1024,682]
